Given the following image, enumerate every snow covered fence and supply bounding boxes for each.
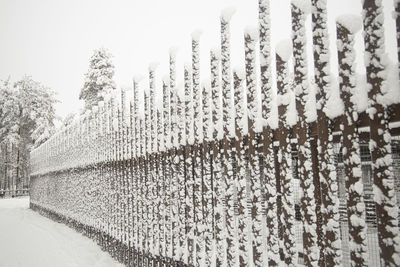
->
[30,0,400,266]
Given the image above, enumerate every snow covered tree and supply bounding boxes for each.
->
[0,76,57,195]
[0,79,18,144]
[336,15,368,266]
[80,48,116,110]
[362,1,400,265]
[62,113,76,128]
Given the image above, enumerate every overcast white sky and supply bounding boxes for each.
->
[0,0,397,120]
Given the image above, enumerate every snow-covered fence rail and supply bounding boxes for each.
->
[30,0,400,266]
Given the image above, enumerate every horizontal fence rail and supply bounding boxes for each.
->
[30,0,400,266]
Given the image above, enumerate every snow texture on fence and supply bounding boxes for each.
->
[30,0,400,266]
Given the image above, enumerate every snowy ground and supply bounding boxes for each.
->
[0,197,123,267]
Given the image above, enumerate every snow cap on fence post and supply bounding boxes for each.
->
[336,15,362,34]
[291,0,311,14]
[221,6,236,22]
[276,39,293,62]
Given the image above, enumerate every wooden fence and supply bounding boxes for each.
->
[30,0,400,266]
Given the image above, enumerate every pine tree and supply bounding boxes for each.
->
[80,48,116,110]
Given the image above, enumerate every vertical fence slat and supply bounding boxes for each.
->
[336,16,369,266]
[311,1,342,266]
[244,27,267,267]
[209,48,226,267]
[362,1,400,265]
[233,68,251,266]
[291,1,321,266]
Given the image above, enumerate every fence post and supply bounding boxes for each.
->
[244,26,267,266]
[176,82,187,265]
[163,76,172,265]
[221,9,239,266]
[183,65,195,266]
[275,40,297,266]
[149,64,158,265]
[210,48,225,267]
[156,84,165,265]
[258,1,280,266]
[362,1,400,265]
[233,68,251,266]
[202,79,213,266]
[191,31,205,267]
[291,1,323,265]
[336,15,369,266]
[311,1,342,266]
[395,0,400,72]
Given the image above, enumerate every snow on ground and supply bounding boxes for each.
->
[0,197,123,267]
